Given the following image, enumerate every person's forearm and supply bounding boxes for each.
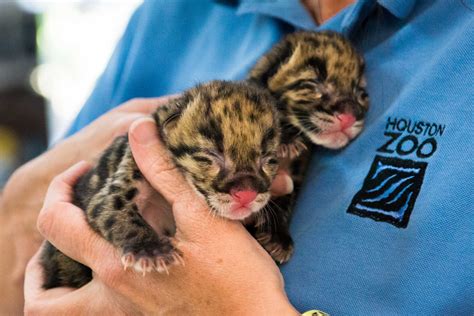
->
[0,213,24,315]
[0,158,51,314]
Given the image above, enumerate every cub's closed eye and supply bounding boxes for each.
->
[302,79,320,87]
[193,155,213,165]
[290,79,319,89]
[204,150,225,163]
[163,111,181,127]
[301,80,323,98]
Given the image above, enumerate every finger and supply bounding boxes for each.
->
[128,117,211,232]
[116,95,181,114]
[110,112,149,138]
[35,198,149,312]
[24,247,122,314]
[22,247,41,302]
[24,245,73,304]
[43,161,91,208]
[270,169,294,197]
[37,162,118,269]
[37,199,118,273]
[128,117,197,206]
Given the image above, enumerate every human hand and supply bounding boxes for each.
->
[3,96,176,215]
[26,118,298,315]
[0,96,174,314]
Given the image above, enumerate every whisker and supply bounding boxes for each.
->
[265,202,279,232]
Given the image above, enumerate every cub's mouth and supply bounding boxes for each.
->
[309,113,364,149]
[208,191,271,220]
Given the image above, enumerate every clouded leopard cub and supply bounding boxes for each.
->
[247,31,369,262]
[41,31,369,289]
[41,81,282,288]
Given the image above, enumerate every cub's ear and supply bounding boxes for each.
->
[248,36,294,86]
[153,94,188,138]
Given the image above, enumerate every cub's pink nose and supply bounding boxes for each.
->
[231,190,257,205]
[336,113,356,130]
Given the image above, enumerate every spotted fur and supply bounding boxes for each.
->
[41,32,370,288]
[249,30,369,149]
[154,82,281,220]
[41,81,281,288]
[247,31,370,263]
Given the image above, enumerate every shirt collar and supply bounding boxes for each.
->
[215,0,417,33]
[235,0,316,30]
[336,0,416,36]
[378,0,417,19]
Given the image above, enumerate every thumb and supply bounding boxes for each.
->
[128,117,191,205]
[270,169,294,197]
[128,117,212,235]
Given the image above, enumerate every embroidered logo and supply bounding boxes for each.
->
[347,117,445,228]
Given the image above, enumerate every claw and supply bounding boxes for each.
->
[162,262,169,275]
[172,253,185,267]
[155,259,169,275]
[121,253,134,270]
[120,249,179,276]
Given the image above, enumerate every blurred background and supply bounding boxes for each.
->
[0,0,141,186]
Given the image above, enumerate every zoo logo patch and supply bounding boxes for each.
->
[347,117,445,228]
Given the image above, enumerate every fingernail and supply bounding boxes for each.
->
[282,174,294,194]
[131,117,157,145]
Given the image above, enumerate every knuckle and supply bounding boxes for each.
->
[37,201,67,238]
[150,156,174,174]
[91,243,123,287]
[175,186,198,204]
[36,205,54,237]
[96,261,123,288]
[113,117,133,136]
[129,97,145,104]
[50,173,64,188]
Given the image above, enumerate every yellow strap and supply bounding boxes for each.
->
[302,310,329,316]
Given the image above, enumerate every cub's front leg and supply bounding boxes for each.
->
[254,193,295,264]
[84,144,182,275]
[254,142,311,264]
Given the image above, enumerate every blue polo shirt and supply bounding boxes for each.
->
[67,0,474,314]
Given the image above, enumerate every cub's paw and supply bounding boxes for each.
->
[256,232,294,264]
[120,237,184,275]
[277,140,307,160]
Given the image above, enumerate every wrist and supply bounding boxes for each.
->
[270,301,299,315]
[268,295,299,315]
[234,290,299,315]
[246,301,299,315]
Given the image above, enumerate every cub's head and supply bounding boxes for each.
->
[249,31,369,149]
[154,81,280,220]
